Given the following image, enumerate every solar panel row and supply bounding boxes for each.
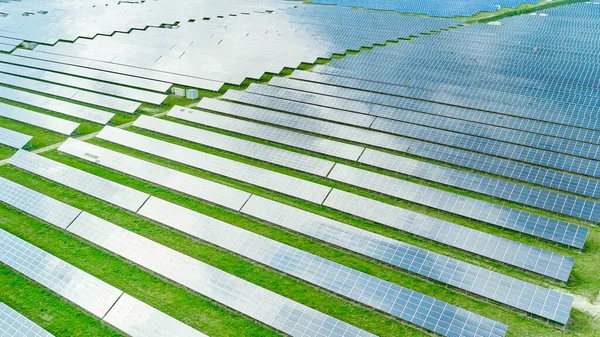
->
[168,106,365,161]
[323,189,573,282]
[0,72,140,114]
[8,150,150,212]
[0,102,79,136]
[133,115,335,177]
[0,53,172,93]
[0,302,54,337]
[0,229,209,337]
[0,85,113,125]
[266,76,600,178]
[242,80,600,161]
[328,164,588,247]
[2,148,572,326]
[13,49,223,92]
[0,127,32,149]
[70,212,376,337]
[53,138,574,281]
[0,62,166,104]
[358,149,600,219]
[96,126,333,204]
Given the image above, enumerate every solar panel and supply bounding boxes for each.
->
[0,57,167,104]
[0,303,55,337]
[197,98,413,153]
[0,53,172,92]
[168,106,364,161]
[284,68,600,146]
[96,126,332,204]
[0,72,140,114]
[265,76,599,177]
[0,227,209,337]
[328,164,589,247]
[38,71,167,105]
[224,88,375,127]
[0,127,32,149]
[0,176,82,229]
[57,138,251,211]
[0,228,123,318]
[240,195,573,324]
[245,82,374,115]
[14,49,224,92]
[322,189,574,282]
[102,294,209,337]
[0,85,113,125]
[359,149,600,222]
[133,115,335,177]
[0,44,16,53]
[69,211,376,337]
[8,150,150,213]
[139,196,563,326]
[0,37,23,46]
[405,141,600,198]
[0,102,79,136]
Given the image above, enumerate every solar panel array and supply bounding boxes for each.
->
[0,177,82,229]
[0,53,172,93]
[0,228,124,318]
[0,303,54,337]
[328,164,588,248]
[8,150,150,212]
[2,156,521,335]
[96,126,333,204]
[8,130,576,329]
[3,3,459,90]
[133,115,335,177]
[57,138,252,211]
[0,72,140,114]
[53,134,575,280]
[0,62,166,104]
[192,100,591,238]
[0,175,378,337]
[168,106,364,160]
[1,2,597,337]
[0,228,209,337]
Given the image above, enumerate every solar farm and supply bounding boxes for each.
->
[0,0,599,336]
